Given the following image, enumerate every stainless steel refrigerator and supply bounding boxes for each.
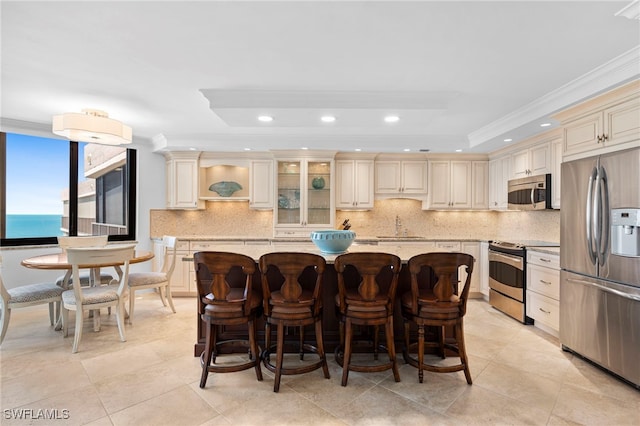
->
[560,146,640,389]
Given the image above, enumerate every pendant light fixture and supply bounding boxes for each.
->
[52,109,132,145]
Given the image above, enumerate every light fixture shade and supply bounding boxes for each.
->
[52,109,132,145]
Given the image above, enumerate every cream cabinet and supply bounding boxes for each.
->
[526,249,560,337]
[249,159,274,209]
[426,159,488,210]
[551,138,562,209]
[168,240,192,295]
[375,159,427,197]
[488,155,510,210]
[274,154,335,238]
[165,152,203,209]
[460,241,482,298]
[511,142,550,179]
[554,80,640,160]
[335,158,374,210]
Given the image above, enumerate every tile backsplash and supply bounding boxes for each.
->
[150,199,560,242]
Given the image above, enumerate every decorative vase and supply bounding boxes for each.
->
[312,176,325,189]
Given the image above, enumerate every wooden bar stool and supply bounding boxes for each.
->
[194,251,263,389]
[334,252,402,386]
[259,252,330,392]
[401,252,474,384]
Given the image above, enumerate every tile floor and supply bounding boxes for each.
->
[1,294,638,426]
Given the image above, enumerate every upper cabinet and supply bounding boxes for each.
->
[165,152,204,210]
[249,159,274,209]
[424,156,488,210]
[554,80,640,161]
[375,156,428,199]
[335,154,375,210]
[510,142,550,179]
[488,155,510,210]
[274,152,335,238]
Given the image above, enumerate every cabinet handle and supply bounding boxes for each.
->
[539,279,552,285]
[538,307,551,314]
[602,133,608,142]
[539,258,551,263]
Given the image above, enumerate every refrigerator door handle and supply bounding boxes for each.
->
[586,167,598,265]
[597,165,610,266]
[566,277,640,302]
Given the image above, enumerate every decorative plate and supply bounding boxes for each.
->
[209,181,243,197]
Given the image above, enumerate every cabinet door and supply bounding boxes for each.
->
[401,161,428,193]
[168,158,202,209]
[471,161,489,209]
[551,139,562,209]
[605,96,640,147]
[529,142,550,176]
[170,250,192,295]
[428,161,451,208]
[461,241,480,295]
[335,160,356,209]
[306,161,332,225]
[563,111,603,157]
[354,160,374,209]
[276,160,302,226]
[511,149,530,179]
[375,161,401,193]
[450,161,472,209]
[249,160,274,209]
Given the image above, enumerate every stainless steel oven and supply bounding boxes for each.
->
[488,242,528,323]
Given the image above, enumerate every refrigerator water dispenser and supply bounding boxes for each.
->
[611,208,640,257]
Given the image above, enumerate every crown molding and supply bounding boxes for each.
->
[468,45,640,147]
[615,0,640,20]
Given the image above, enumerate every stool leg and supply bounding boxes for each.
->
[373,325,379,360]
[315,318,330,379]
[299,325,305,360]
[439,325,446,359]
[341,318,353,386]
[403,319,410,363]
[385,318,400,382]
[248,318,263,381]
[274,322,285,392]
[418,324,425,383]
[200,319,214,388]
[457,321,472,385]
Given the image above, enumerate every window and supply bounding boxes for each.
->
[0,132,136,246]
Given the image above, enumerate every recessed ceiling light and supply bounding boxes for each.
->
[455,149,462,152]
[403,148,411,152]
[503,138,513,142]
[540,122,551,127]
[301,147,308,150]
[189,147,196,151]
[258,115,273,122]
[384,115,399,123]
[321,115,336,123]
[244,148,251,151]
[354,148,362,152]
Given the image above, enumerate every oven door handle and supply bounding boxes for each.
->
[489,250,523,270]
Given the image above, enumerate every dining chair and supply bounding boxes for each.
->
[194,251,263,388]
[61,244,135,353]
[56,235,113,288]
[401,252,474,384]
[127,236,177,324]
[334,252,402,386]
[259,252,330,392]
[0,256,64,345]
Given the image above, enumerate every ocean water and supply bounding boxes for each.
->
[5,214,63,238]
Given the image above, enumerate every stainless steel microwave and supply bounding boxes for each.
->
[507,174,552,210]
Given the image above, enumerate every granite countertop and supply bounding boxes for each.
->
[153,235,487,243]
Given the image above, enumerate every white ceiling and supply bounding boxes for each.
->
[1,1,639,154]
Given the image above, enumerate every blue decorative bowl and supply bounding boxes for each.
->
[310,230,356,254]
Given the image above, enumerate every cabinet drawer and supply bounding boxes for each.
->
[526,291,559,331]
[175,240,189,251]
[436,241,461,251]
[190,241,243,251]
[527,264,560,300]
[527,251,559,269]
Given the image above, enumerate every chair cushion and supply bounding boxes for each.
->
[62,285,120,306]
[56,272,114,287]
[128,272,168,287]
[8,283,64,305]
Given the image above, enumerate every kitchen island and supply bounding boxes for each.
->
[190,243,470,357]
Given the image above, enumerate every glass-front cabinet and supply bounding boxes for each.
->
[274,155,334,237]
